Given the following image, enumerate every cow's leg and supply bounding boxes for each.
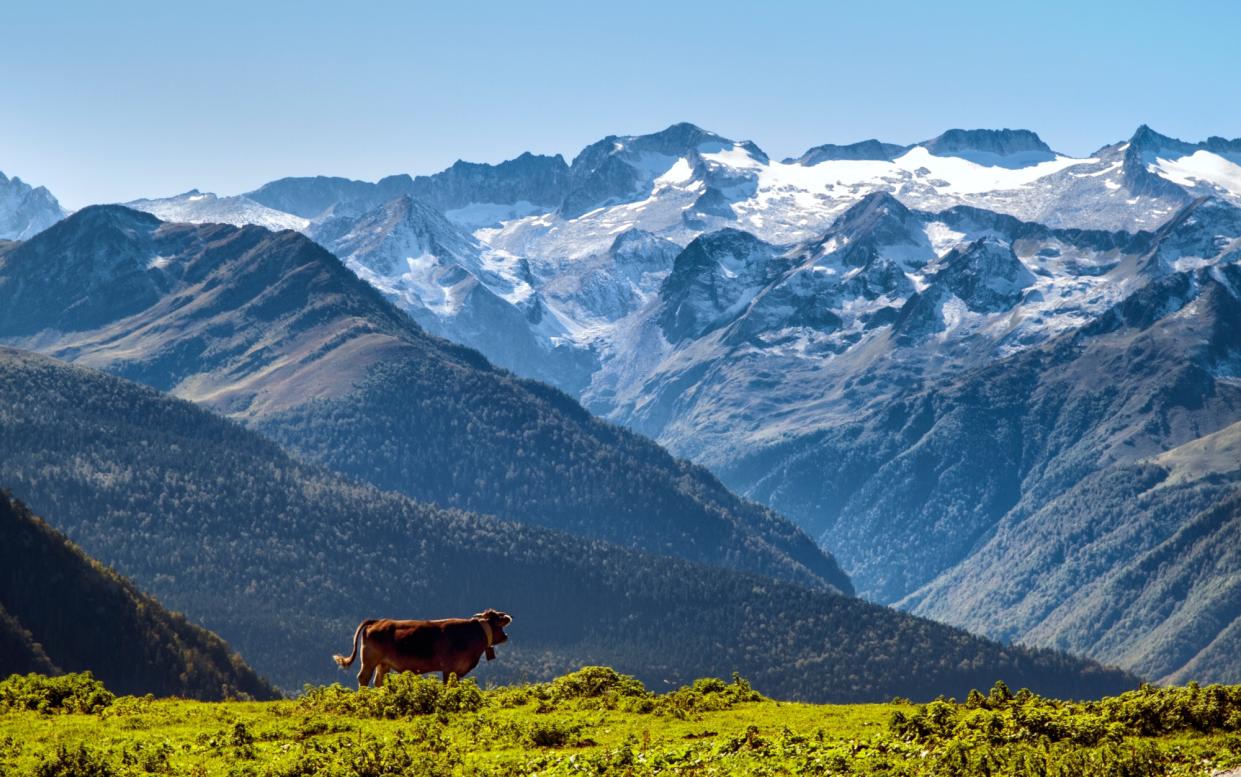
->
[357,660,375,689]
[441,670,450,683]
[357,643,379,688]
[374,664,390,687]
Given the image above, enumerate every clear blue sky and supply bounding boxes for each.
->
[3,0,1239,209]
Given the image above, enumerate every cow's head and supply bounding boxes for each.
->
[475,608,512,644]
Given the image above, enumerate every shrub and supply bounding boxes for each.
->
[892,680,1241,754]
[34,745,116,777]
[523,719,585,748]
[119,740,173,774]
[656,674,764,719]
[295,673,484,719]
[1099,682,1241,736]
[547,666,649,702]
[0,672,115,714]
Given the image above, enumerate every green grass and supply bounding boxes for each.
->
[2,669,1241,775]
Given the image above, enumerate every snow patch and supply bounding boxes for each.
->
[444,201,546,229]
[1152,150,1241,196]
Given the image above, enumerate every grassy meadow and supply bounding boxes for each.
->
[2,668,1241,775]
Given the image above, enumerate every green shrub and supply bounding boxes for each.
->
[1099,682,1241,736]
[656,673,764,719]
[522,719,584,748]
[547,666,649,702]
[34,744,116,777]
[893,679,1241,758]
[0,672,114,714]
[435,675,486,714]
[294,683,359,716]
[295,673,484,719]
[119,740,174,774]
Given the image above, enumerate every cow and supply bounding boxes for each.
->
[332,609,512,687]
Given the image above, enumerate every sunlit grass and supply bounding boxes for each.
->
[2,669,1241,775]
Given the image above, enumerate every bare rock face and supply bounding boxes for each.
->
[0,170,66,240]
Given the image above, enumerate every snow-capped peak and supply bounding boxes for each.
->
[560,123,766,218]
[0,169,68,240]
[126,190,310,232]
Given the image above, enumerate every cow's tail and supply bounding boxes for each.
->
[333,619,376,668]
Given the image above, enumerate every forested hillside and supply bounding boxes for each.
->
[908,423,1241,684]
[0,491,277,700]
[0,347,1134,701]
[0,205,849,595]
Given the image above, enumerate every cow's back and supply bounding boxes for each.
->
[367,618,481,671]
[390,620,441,661]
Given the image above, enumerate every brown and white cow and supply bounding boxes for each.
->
[333,609,512,687]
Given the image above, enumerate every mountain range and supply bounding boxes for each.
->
[0,205,848,595]
[0,347,1133,701]
[3,121,1240,687]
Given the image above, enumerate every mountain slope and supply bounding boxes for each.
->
[0,490,277,699]
[307,195,595,391]
[723,259,1241,600]
[0,205,849,594]
[0,603,57,676]
[905,422,1241,684]
[579,193,1241,683]
[0,170,65,240]
[0,346,1136,700]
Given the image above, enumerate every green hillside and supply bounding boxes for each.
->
[0,492,277,700]
[1,670,1238,776]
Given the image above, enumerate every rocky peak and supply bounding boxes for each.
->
[790,139,906,165]
[633,122,727,156]
[246,175,413,220]
[311,194,479,277]
[931,237,1035,312]
[921,128,1052,158]
[818,191,930,270]
[1141,197,1241,276]
[409,152,569,212]
[562,123,749,218]
[0,170,67,240]
[658,229,779,343]
[830,191,914,236]
[1126,125,1196,157]
[608,229,681,270]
